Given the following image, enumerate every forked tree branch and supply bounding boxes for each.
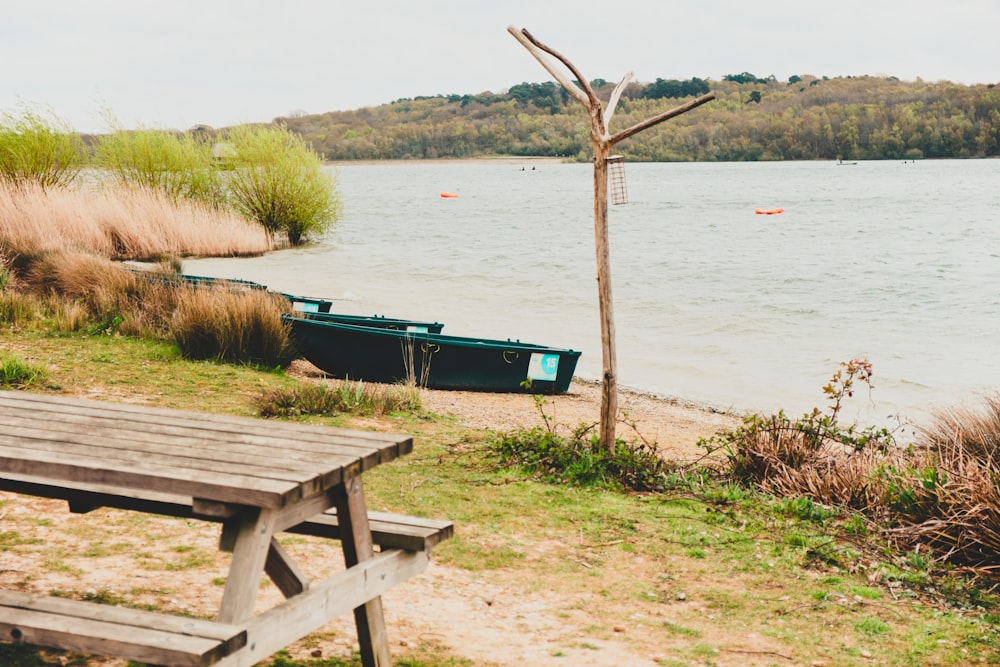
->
[602,71,634,137]
[609,92,716,145]
[507,26,590,106]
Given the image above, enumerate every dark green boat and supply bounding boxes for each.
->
[279,292,334,314]
[284,315,580,394]
[299,311,444,333]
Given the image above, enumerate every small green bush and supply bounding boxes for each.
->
[489,422,672,492]
[93,126,222,205]
[0,104,84,189]
[0,353,47,388]
[223,124,341,245]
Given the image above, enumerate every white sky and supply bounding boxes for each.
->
[3,0,998,134]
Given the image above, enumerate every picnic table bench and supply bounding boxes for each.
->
[0,390,452,667]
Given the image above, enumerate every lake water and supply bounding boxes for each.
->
[184,158,1000,427]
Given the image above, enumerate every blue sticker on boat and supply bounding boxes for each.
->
[527,353,559,381]
[294,302,319,313]
[406,325,429,333]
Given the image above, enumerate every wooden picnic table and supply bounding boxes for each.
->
[0,390,452,667]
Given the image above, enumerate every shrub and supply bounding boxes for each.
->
[701,360,1000,580]
[489,416,672,492]
[93,126,223,205]
[699,359,899,511]
[0,104,84,189]
[223,124,341,245]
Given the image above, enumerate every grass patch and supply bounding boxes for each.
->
[256,378,421,417]
[0,352,47,388]
[488,406,675,491]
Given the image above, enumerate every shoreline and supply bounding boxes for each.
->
[325,155,571,167]
[289,361,741,459]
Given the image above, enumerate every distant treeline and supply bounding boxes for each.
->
[276,74,1000,162]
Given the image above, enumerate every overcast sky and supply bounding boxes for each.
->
[3,0,998,134]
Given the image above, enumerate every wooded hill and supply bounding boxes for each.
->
[276,74,1000,162]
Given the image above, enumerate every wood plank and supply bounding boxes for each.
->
[0,390,406,444]
[0,475,454,552]
[0,444,298,508]
[288,510,454,552]
[333,476,391,667]
[0,392,412,461]
[0,410,390,472]
[0,590,247,667]
[212,549,429,667]
[265,538,310,598]
[217,507,275,624]
[0,428,334,485]
[0,590,244,645]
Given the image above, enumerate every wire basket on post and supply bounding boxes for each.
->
[607,155,628,205]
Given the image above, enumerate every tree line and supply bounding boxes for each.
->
[276,74,1000,162]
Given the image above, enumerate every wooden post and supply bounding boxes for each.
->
[509,26,715,451]
[592,143,617,448]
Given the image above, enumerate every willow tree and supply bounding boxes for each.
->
[509,26,715,451]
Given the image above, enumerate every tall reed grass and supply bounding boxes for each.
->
[12,249,292,366]
[886,398,1000,575]
[0,182,272,260]
[169,286,293,365]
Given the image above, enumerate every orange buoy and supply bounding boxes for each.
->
[755,207,784,215]
[440,192,459,198]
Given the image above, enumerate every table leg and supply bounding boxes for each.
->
[332,476,392,667]
[218,507,276,624]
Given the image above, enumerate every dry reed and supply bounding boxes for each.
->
[169,286,292,365]
[719,394,1000,576]
[883,398,1000,574]
[0,182,272,260]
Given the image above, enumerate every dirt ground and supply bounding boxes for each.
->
[1,370,751,667]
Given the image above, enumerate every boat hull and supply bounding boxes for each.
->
[285,316,580,393]
[299,312,444,334]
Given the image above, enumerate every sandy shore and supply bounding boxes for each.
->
[289,361,740,459]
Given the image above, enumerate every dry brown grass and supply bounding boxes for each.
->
[169,285,293,364]
[883,397,1000,575]
[11,249,293,366]
[712,393,1000,577]
[18,249,175,335]
[0,181,272,260]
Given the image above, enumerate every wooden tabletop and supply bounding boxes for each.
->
[0,391,413,509]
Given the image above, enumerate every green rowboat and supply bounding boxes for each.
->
[284,315,580,393]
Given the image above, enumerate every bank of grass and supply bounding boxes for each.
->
[0,181,272,260]
[3,248,294,367]
[2,328,1000,666]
